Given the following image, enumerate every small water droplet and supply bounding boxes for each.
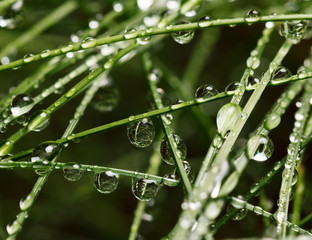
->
[27,110,50,132]
[198,16,212,28]
[137,36,151,45]
[292,169,298,186]
[246,75,260,88]
[225,82,242,93]
[160,134,187,165]
[132,178,158,201]
[23,54,34,63]
[244,10,261,23]
[127,118,155,148]
[94,171,119,193]
[148,68,162,82]
[6,220,19,235]
[113,2,123,12]
[164,113,173,125]
[246,134,274,161]
[264,113,281,130]
[171,22,194,44]
[91,82,119,112]
[81,37,96,48]
[174,160,195,183]
[253,206,263,215]
[195,84,218,100]
[89,20,99,29]
[10,94,34,117]
[280,21,307,44]
[144,13,160,27]
[271,66,292,82]
[227,201,248,221]
[19,193,34,211]
[216,103,242,138]
[63,162,84,181]
[40,50,51,58]
[31,142,61,163]
[124,28,138,39]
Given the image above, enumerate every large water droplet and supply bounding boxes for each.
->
[216,103,242,138]
[19,193,34,211]
[10,94,34,117]
[171,22,194,44]
[63,162,84,181]
[94,171,119,193]
[91,81,119,112]
[246,134,274,161]
[127,118,155,148]
[174,160,195,183]
[244,10,261,23]
[31,142,61,163]
[271,66,292,82]
[195,84,218,100]
[280,21,307,44]
[27,110,50,132]
[160,134,187,165]
[132,178,158,201]
[264,113,281,130]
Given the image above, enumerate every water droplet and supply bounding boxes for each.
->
[195,84,218,100]
[81,37,96,48]
[91,82,119,112]
[124,28,138,39]
[244,10,261,23]
[166,0,180,12]
[137,36,151,45]
[137,0,154,11]
[280,21,307,44]
[292,169,298,186]
[271,66,292,82]
[127,118,155,148]
[231,196,245,209]
[162,173,178,187]
[164,113,173,125]
[27,110,50,132]
[216,103,242,138]
[198,16,212,28]
[132,178,158,201]
[113,2,123,12]
[144,13,160,27]
[10,94,34,117]
[225,82,242,93]
[171,22,194,44]
[264,113,281,130]
[40,50,51,58]
[253,206,263,215]
[23,54,34,63]
[146,88,171,110]
[19,193,34,211]
[174,160,195,183]
[89,20,99,29]
[94,171,119,193]
[6,220,19,235]
[148,68,162,82]
[160,134,187,165]
[246,75,260,88]
[31,142,61,163]
[63,162,84,181]
[246,134,274,161]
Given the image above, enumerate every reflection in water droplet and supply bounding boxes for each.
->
[10,94,34,117]
[31,142,61,163]
[198,16,212,27]
[132,178,158,201]
[160,134,187,165]
[27,110,50,132]
[127,118,155,148]
[244,10,261,23]
[94,171,119,193]
[174,160,195,183]
[124,28,138,39]
[264,113,281,130]
[63,162,84,181]
[271,66,292,82]
[195,84,218,100]
[171,22,194,44]
[280,21,307,44]
[246,134,274,161]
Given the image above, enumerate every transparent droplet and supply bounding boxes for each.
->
[292,169,298,186]
[23,53,34,63]
[246,75,260,88]
[63,162,84,181]
[231,196,246,209]
[198,16,212,28]
[225,82,242,93]
[227,203,248,221]
[91,83,119,112]
[94,171,119,193]
[174,160,195,183]
[216,103,242,138]
[264,113,281,130]
[160,134,187,165]
[40,49,51,58]
[144,13,160,27]
[171,22,194,44]
[280,21,307,44]
[148,68,162,83]
[31,142,61,163]
[162,173,178,187]
[19,193,34,211]
[244,10,261,23]
[6,220,20,235]
[246,134,274,161]
[124,28,138,39]
[16,115,27,125]
[195,84,218,100]
[27,110,50,132]
[127,118,155,148]
[10,94,34,117]
[132,178,158,201]
[89,20,99,29]
[164,113,173,125]
[271,66,292,82]
[81,37,96,48]
[137,0,154,11]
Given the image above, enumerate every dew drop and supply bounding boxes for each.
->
[132,178,158,201]
[137,0,154,11]
[91,82,119,112]
[113,2,123,12]
[292,169,298,186]
[264,113,281,130]
[216,103,242,138]
[280,21,307,44]
[246,134,274,161]
[31,142,61,163]
[137,36,151,45]
[198,16,212,28]
[195,84,218,100]
[27,110,50,132]
[63,162,84,181]
[271,66,292,82]
[246,75,260,88]
[19,193,34,211]
[227,202,248,221]
[244,10,261,23]
[40,50,51,58]
[94,171,119,193]
[23,54,34,63]
[160,134,187,165]
[144,13,160,27]
[81,37,96,48]
[225,82,242,93]
[10,94,34,117]
[124,28,138,39]
[171,22,194,44]
[174,160,195,183]
[148,68,162,83]
[6,220,19,235]
[127,118,155,148]
[89,20,99,29]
